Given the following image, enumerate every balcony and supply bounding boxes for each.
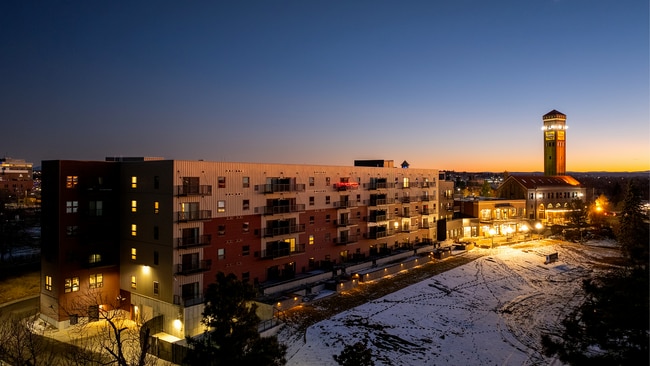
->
[176,234,211,249]
[367,228,395,239]
[420,208,436,215]
[255,183,306,193]
[176,210,212,222]
[397,210,420,218]
[397,224,420,233]
[333,200,358,209]
[363,182,395,190]
[263,224,306,237]
[176,259,212,275]
[257,243,306,259]
[255,204,306,215]
[173,294,203,307]
[366,198,394,206]
[333,233,360,245]
[334,218,359,227]
[419,195,434,202]
[366,213,391,222]
[175,185,212,196]
[333,182,359,191]
[400,196,412,203]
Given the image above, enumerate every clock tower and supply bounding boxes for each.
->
[542,110,567,176]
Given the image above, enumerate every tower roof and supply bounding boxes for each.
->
[543,110,566,119]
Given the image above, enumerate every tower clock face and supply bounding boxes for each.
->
[545,131,555,140]
[557,130,565,140]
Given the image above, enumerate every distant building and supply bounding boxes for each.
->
[0,157,35,206]
[40,158,445,340]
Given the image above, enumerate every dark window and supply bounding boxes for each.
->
[154,251,159,265]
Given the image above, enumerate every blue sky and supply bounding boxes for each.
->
[1,0,648,172]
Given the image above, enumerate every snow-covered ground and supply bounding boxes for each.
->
[277,239,621,366]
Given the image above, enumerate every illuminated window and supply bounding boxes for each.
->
[131,176,137,188]
[64,277,79,293]
[403,177,410,188]
[309,235,314,245]
[89,273,103,288]
[218,176,226,188]
[45,276,52,291]
[88,253,101,263]
[131,224,137,236]
[217,200,225,213]
[242,176,250,188]
[66,201,78,213]
[131,248,137,260]
[154,201,160,214]
[218,248,225,260]
[131,276,136,289]
[131,200,137,212]
[66,176,78,188]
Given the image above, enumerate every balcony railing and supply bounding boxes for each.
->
[366,213,392,222]
[334,218,359,227]
[255,183,306,193]
[257,243,306,259]
[400,196,412,203]
[176,259,212,275]
[397,225,420,233]
[333,233,360,245]
[176,210,212,222]
[176,234,211,249]
[397,210,420,218]
[363,182,395,190]
[263,224,306,237]
[175,185,212,196]
[367,228,395,239]
[365,198,394,206]
[333,200,358,208]
[420,208,436,215]
[173,294,204,307]
[419,195,434,202]
[255,204,306,215]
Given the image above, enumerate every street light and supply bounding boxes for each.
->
[520,224,529,240]
[535,222,543,240]
[489,228,496,248]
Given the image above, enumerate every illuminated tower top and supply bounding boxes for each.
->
[542,110,568,176]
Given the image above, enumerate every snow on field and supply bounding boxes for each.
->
[278,239,621,366]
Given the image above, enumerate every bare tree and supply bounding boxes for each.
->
[0,311,59,366]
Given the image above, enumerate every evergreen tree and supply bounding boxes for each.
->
[183,272,287,366]
[333,341,374,366]
[617,180,649,268]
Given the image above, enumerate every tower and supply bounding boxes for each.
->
[542,110,567,176]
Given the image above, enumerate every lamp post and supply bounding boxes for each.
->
[489,228,496,248]
[520,224,529,241]
[535,222,543,240]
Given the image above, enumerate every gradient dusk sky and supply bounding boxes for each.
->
[1,0,648,172]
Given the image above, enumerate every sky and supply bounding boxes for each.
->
[278,239,621,365]
[1,0,648,172]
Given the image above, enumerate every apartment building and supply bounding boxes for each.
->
[40,158,443,338]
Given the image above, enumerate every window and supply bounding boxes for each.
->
[218,225,226,236]
[131,224,137,236]
[242,272,250,283]
[89,200,103,216]
[66,176,78,188]
[242,177,250,188]
[131,200,137,212]
[66,201,78,213]
[131,276,137,289]
[325,196,330,204]
[45,276,52,291]
[309,216,314,224]
[403,177,410,188]
[218,200,226,213]
[153,281,159,295]
[242,245,250,256]
[154,176,159,189]
[309,196,314,206]
[309,235,314,245]
[64,277,79,293]
[218,176,226,188]
[325,177,330,186]
[131,248,137,260]
[153,226,159,240]
[131,176,137,188]
[324,233,331,242]
[89,273,103,288]
[243,199,250,210]
[66,225,78,237]
[309,177,315,186]
[154,251,159,265]
[325,214,330,223]
[243,222,249,233]
[218,248,225,260]
[154,201,160,214]
[88,253,101,263]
